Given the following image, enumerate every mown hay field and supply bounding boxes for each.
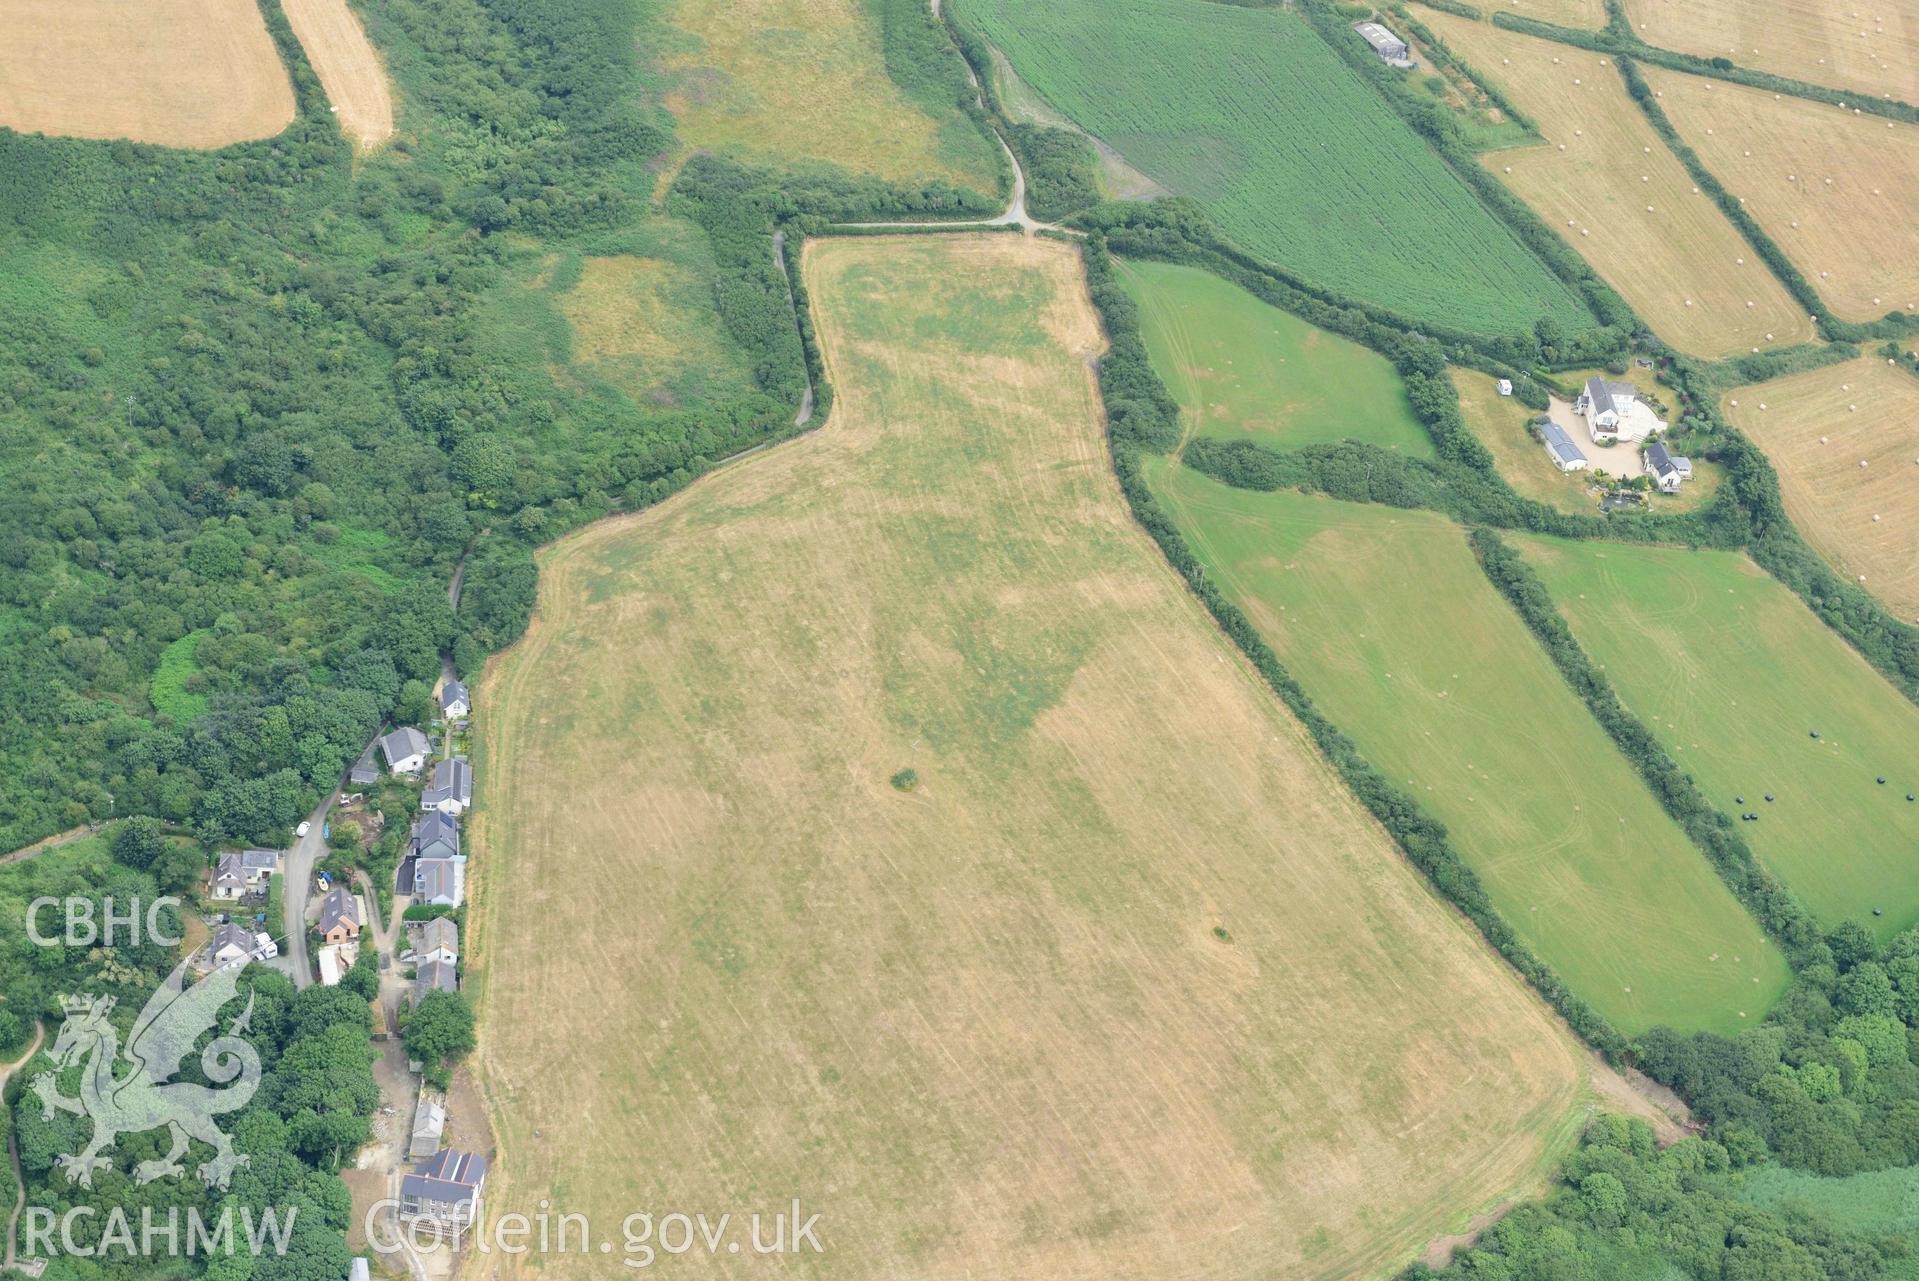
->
[1147,465,1790,1035]
[282,0,393,149]
[1418,9,1811,357]
[1518,536,1919,940]
[0,0,294,147]
[1116,259,1434,457]
[950,0,1596,338]
[656,0,1000,195]
[1624,0,1919,102]
[1646,67,1919,323]
[1724,357,1919,624]
[469,235,1589,1281]
[1486,0,1608,25]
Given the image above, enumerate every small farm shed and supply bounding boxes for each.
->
[1354,21,1413,67]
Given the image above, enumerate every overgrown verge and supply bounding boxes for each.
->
[939,6,1103,220]
[1082,233,1629,1059]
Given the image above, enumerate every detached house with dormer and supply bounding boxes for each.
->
[1576,377,1667,445]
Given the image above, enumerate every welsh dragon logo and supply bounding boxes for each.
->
[30,957,261,1189]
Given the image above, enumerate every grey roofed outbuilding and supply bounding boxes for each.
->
[408,1095,447,1160]
[349,747,380,786]
[379,727,431,768]
[318,886,362,935]
[1541,420,1587,468]
[240,849,279,873]
[1353,20,1408,58]
[420,917,458,958]
[422,757,473,810]
[415,958,458,1000]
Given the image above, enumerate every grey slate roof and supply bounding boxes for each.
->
[379,727,431,767]
[440,680,470,714]
[420,917,459,958]
[318,886,362,935]
[1646,440,1680,479]
[1541,420,1587,467]
[415,958,459,1000]
[1582,377,1641,418]
[349,747,380,785]
[411,810,461,860]
[240,849,279,873]
[409,1096,447,1159]
[207,922,255,959]
[422,757,473,810]
[414,857,464,906]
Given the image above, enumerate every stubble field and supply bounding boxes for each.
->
[1518,536,1919,940]
[468,235,1588,1281]
[1146,466,1791,1035]
[0,0,294,147]
[1418,8,1811,357]
[1624,0,1919,102]
[1724,357,1919,624]
[282,0,394,149]
[1646,67,1919,323]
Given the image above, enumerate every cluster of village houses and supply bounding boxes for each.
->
[199,676,486,1256]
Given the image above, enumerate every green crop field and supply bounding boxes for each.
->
[1148,462,1790,1035]
[1116,258,1434,457]
[950,0,1596,337]
[1518,537,1919,940]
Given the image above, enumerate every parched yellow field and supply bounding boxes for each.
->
[0,0,294,147]
[1724,356,1919,622]
[283,0,393,148]
[1420,10,1810,356]
[1647,67,1919,322]
[1625,0,1919,102]
[469,236,1585,1281]
[658,0,1000,195]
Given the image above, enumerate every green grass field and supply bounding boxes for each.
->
[1117,259,1434,457]
[1148,462,1790,1035]
[950,0,1595,337]
[1517,537,1919,940]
